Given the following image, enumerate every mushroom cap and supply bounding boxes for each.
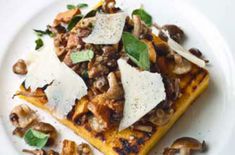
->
[171,137,205,151]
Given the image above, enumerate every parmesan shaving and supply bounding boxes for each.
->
[83,12,127,44]
[118,59,166,131]
[152,26,206,68]
[25,38,87,118]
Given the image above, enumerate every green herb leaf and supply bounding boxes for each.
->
[67,15,83,31]
[35,38,44,50]
[67,4,77,10]
[132,8,152,26]
[67,3,88,10]
[84,10,97,18]
[34,28,54,37]
[24,128,49,148]
[70,50,94,64]
[77,3,88,9]
[122,32,150,70]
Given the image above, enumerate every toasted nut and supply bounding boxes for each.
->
[62,140,78,155]
[32,122,57,146]
[78,143,93,155]
[164,137,207,155]
[10,104,37,128]
[13,59,28,75]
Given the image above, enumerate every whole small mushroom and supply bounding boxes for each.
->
[32,122,58,146]
[164,137,206,155]
[12,59,28,75]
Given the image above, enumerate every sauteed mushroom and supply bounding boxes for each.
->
[13,59,28,75]
[132,15,142,38]
[163,137,206,155]
[32,122,58,146]
[104,72,124,100]
[9,104,37,128]
[173,59,192,75]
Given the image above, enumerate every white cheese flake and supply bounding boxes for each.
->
[118,59,166,131]
[152,27,206,68]
[83,12,127,45]
[25,38,87,118]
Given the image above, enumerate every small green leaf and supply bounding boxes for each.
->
[70,50,94,64]
[35,38,44,50]
[132,8,152,26]
[84,10,97,18]
[122,32,150,70]
[67,15,83,31]
[77,3,88,9]
[67,4,77,10]
[67,3,88,10]
[34,28,54,37]
[24,129,49,148]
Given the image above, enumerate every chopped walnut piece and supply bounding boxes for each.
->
[10,104,37,128]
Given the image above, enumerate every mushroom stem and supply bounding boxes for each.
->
[180,148,190,155]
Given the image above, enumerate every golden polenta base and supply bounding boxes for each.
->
[18,67,209,155]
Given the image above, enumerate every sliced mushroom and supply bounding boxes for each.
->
[9,104,37,128]
[13,59,28,75]
[87,98,111,132]
[32,122,57,146]
[161,24,185,44]
[78,143,93,155]
[22,149,47,155]
[88,116,107,133]
[62,140,78,155]
[142,39,157,63]
[132,15,142,38]
[173,59,192,75]
[54,9,81,26]
[104,72,124,100]
[149,109,174,126]
[133,125,153,133]
[164,137,207,155]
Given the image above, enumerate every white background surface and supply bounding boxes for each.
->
[0,0,234,154]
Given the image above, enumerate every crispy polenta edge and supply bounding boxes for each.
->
[18,69,209,155]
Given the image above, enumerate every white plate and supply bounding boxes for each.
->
[0,0,235,154]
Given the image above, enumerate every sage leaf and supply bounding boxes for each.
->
[122,32,150,70]
[24,128,49,148]
[132,8,152,26]
[77,3,88,9]
[70,50,94,64]
[67,4,77,10]
[67,15,83,31]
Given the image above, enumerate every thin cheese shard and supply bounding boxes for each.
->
[83,12,127,44]
[25,38,87,118]
[118,59,166,131]
[152,27,206,68]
